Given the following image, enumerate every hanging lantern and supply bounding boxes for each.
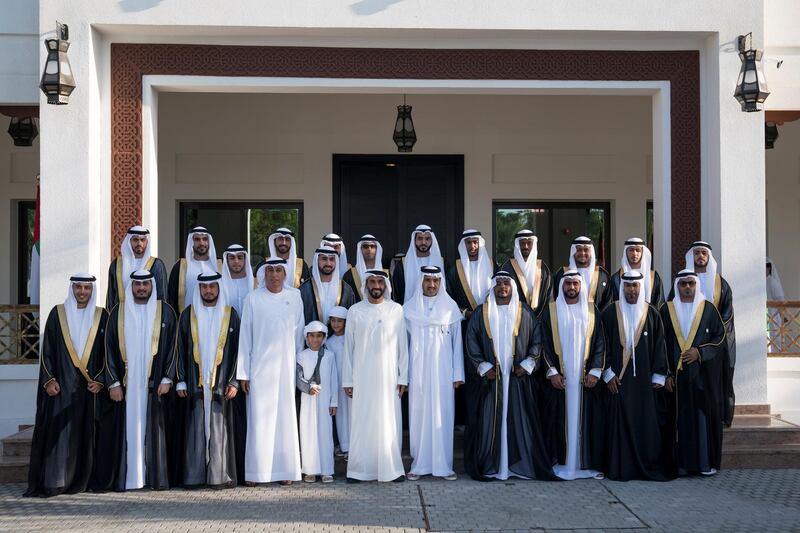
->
[392,95,417,153]
[765,122,778,149]
[7,117,38,146]
[39,23,75,105]
[734,33,769,112]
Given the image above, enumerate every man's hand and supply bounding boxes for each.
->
[344,387,353,398]
[177,388,188,398]
[549,374,565,390]
[329,407,337,416]
[513,366,527,377]
[453,380,464,389]
[397,385,407,397]
[681,347,700,365]
[87,381,103,394]
[157,383,171,396]
[607,376,621,394]
[239,380,249,394]
[45,380,60,397]
[664,376,674,393]
[464,309,473,320]
[485,368,497,381]
[225,385,238,400]
[109,387,124,402]
[584,374,599,389]
[652,382,663,390]
[309,385,320,396]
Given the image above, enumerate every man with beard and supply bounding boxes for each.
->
[106,226,168,309]
[255,228,310,289]
[99,270,178,491]
[609,238,665,309]
[499,229,551,317]
[25,274,108,497]
[175,272,240,488]
[221,244,255,317]
[342,271,408,482]
[168,226,220,311]
[342,234,387,302]
[662,270,726,476]
[552,236,613,311]
[320,233,350,279]
[600,271,670,481]
[446,229,495,318]
[540,271,606,480]
[391,224,446,304]
[299,246,356,324]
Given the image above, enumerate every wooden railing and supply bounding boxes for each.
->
[0,305,40,364]
[768,301,800,357]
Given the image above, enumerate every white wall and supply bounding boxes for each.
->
[0,0,38,105]
[764,0,800,110]
[157,92,653,267]
[766,119,800,298]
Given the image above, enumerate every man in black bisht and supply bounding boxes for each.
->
[600,271,671,481]
[299,246,356,325]
[499,229,551,317]
[106,226,168,309]
[175,271,240,488]
[464,272,555,481]
[25,274,108,497]
[661,270,726,477]
[95,270,178,491]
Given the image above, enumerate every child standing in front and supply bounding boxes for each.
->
[326,306,350,459]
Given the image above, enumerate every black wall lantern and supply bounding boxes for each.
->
[7,117,38,146]
[392,95,417,152]
[765,122,778,149]
[40,23,75,105]
[734,33,769,112]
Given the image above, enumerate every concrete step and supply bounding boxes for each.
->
[2,427,33,457]
[0,455,28,483]
[722,444,800,469]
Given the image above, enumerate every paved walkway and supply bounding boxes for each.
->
[2,469,799,532]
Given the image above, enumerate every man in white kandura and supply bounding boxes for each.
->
[404,266,464,481]
[237,258,305,485]
[342,270,409,482]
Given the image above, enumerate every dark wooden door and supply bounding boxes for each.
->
[333,155,464,266]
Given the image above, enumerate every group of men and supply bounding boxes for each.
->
[25,222,736,497]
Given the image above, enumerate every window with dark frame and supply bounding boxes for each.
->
[492,201,612,269]
[179,202,304,266]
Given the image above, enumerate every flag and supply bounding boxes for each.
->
[28,182,40,305]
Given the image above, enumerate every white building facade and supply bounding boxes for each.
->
[0,0,799,435]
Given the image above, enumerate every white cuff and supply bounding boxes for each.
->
[602,368,616,383]
[546,367,559,378]
[160,377,173,386]
[519,357,536,375]
[109,381,121,389]
[651,373,666,386]
[477,362,493,377]
[588,368,602,379]
[176,382,187,392]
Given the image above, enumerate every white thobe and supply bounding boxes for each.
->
[227,276,251,317]
[327,334,351,452]
[318,280,337,324]
[123,305,152,489]
[236,288,304,482]
[342,300,409,481]
[196,305,218,459]
[552,304,601,480]
[407,298,465,477]
[297,348,338,476]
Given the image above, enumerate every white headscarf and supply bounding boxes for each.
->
[304,320,328,337]
[329,306,349,320]
[120,226,152,288]
[267,228,298,289]
[621,237,654,303]
[320,233,348,279]
[64,273,98,355]
[311,246,341,323]
[555,271,590,381]
[257,259,288,291]
[684,241,717,303]
[192,271,227,388]
[221,244,254,312]
[672,270,704,338]
[404,267,462,327]
[512,229,539,304]
[123,270,158,387]
[355,234,384,280]
[183,226,218,310]
[618,271,647,377]
[361,270,392,302]
[403,224,446,303]
[568,236,596,295]
[458,229,493,305]
[486,272,520,374]
[766,256,785,301]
